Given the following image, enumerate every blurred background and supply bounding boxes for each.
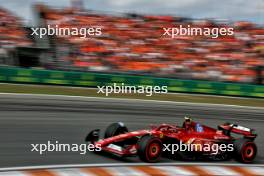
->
[0,1,263,170]
[0,0,263,84]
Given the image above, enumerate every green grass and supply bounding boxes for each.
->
[0,83,263,107]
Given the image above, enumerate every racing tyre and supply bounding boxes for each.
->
[104,122,128,138]
[233,138,257,163]
[137,135,163,162]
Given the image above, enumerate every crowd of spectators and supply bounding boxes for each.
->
[39,5,263,84]
[0,8,32,64]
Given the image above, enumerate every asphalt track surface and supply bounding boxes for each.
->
[0,94,263,168]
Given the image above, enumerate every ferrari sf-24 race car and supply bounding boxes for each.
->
[85,118,257,163]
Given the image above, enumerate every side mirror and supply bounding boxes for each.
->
[85,129,100,143]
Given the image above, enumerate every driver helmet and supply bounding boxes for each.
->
[183,116,193,130]
[184,116,192,123]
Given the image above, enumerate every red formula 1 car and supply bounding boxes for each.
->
[85,118,257,163]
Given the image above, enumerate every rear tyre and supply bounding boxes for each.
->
[104,122,128,138]
[233,138,257,163]
[137,135,163,162]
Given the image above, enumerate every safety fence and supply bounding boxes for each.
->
[0,66,263,98]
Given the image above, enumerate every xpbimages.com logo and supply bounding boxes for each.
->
[31,141,102,155]
[163,25,234,39]
[163,141,234,155]
[31,25,102,38]
[97,83,168,96]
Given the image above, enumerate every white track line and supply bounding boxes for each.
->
[0,93,263,110]
[0,82,261,100]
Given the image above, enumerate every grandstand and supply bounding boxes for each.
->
[0,4,263,84]
[0,8,33,65]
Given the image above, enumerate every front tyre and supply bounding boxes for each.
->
[137,135,162,162]
[234,138,257,163]
[104,122,128,138]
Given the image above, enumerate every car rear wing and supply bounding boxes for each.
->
[218,123,257,139]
